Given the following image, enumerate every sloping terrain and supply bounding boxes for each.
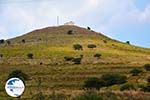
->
[0,25,150,65]
[0,25,150,99]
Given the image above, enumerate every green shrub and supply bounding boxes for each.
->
[100,73,127,87]
[147,77,150,83]
[142,85,150,92]
[130,68,143,76]
[73,44,83,50]
[67,30,73,35]
[72,58,82,64]
[73,91,102,100]
[94,53,102,59]
[120,84,136,91]
[22,39,25,43]
[27,53,33,59]
[83,77,105,90]
[40,62,43,65]
[87,27,91,30]
[126,41,130,44]
[87,44,96,49]
[64,56,74,61]
[8,70,29,81]
[144,64,150,71]
[0,39,5,44]
[0,54,3,58]
[103,40,107,43]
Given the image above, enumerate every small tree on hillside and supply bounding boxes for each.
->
[120,84,136,91]
[27,53,33,59]
[64,56,74,61]
[94,53,102,59]
[126,41,130,45]
[144,64,150,71]
[73,44,83,50]
[0,39,5,44]
[130,68,143,76]
[100,73,127,87]
[72,55,83,64]
[142,85,150,92]
[87,44,97,49]
[0,54,3,58]
[67,30,73,35]
[103,40,107,44]
[83,77,105,90]
[87,27,91,30]
[147,76,150,83]
[72,58,82,64]
[22,39,26,43]
[8,70,29,81]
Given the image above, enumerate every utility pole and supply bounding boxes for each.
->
[57,16,59,26]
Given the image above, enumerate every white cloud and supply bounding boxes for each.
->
[0,0,150,40]
[140,5,150,22]
[95,0,150,35]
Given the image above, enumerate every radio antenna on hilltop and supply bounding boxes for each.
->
[57,16,59,26]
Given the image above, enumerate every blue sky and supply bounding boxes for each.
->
[0,0,150,48]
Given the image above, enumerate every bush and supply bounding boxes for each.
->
[27,53,33,59]
[8,70,29,81]
[120,84,136,91]
[22,39,25,43]
[126,41,130,44]
[67,30,73,35]
[142,85,150,92]
[100,73,127,87]
[87,44,96,49]
[94,53,102,59]
[73,44,83,50]
[38,38,42,41]
[72,58,82,64]
[144,64,150,71]
[103,40,107,43]
[73,91,102,100]
[130,68,143,76]
[83,77,105,90]
[0,39,5,44]
[0,54,3,58]
[40,62,43,65]
[147,77,150,83]
[64,56,74,61]
[87,27,91,30]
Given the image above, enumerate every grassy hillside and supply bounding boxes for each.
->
[0,25,150,65]
[0,25,150,99]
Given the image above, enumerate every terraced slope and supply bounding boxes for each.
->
[0,25,150,99]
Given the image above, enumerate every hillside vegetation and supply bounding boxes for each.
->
[0,25,150,99]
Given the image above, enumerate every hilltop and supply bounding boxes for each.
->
[0,25,150,65]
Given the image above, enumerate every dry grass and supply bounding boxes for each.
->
[0,25,150,99]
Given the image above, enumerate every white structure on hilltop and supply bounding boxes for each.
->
[64,21,75,26]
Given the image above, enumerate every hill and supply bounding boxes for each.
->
[0,25,150,65]
[0,25,150,99]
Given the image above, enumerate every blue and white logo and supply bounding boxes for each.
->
[5,78,25,97]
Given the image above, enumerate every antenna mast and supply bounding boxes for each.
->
[57,16,59,26]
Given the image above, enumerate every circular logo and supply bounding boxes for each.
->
[5,78,25,97]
